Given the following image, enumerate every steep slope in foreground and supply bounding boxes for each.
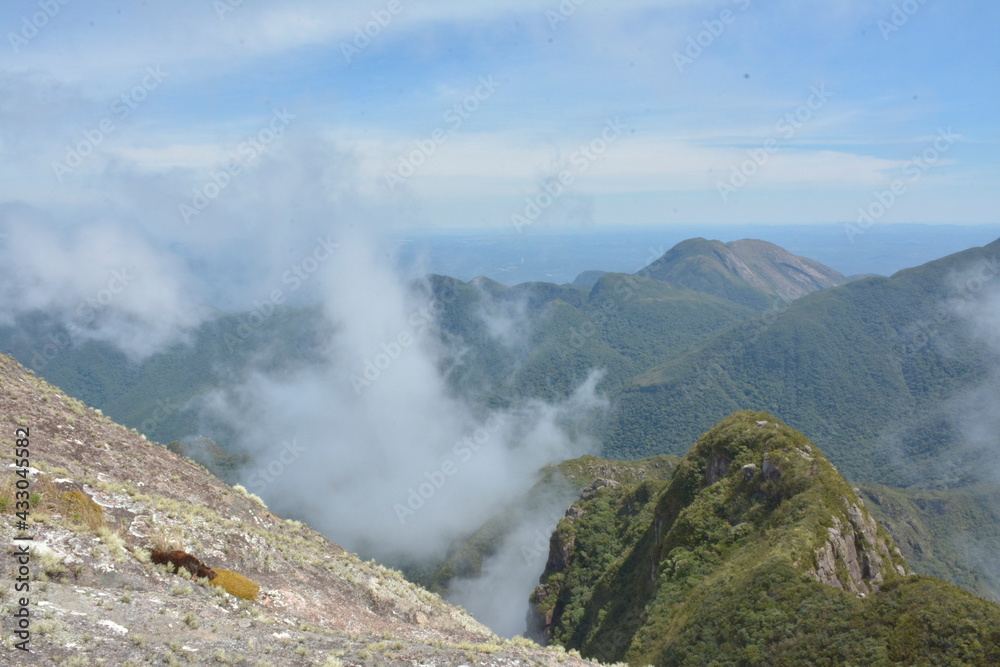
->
[530,412,1000,666]
[638,238,847,310]
[0,354,600,666]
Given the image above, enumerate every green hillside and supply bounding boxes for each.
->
[858,482,1000,603]
[605,238,1000,487]
[0,305,327,449]
[416,272,756,407]
[420,453,680,594]
[531,411,1000,666]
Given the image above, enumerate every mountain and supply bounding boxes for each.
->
[529,411,1000,665]
[570,271,607,290]
[0,269,757,459]
[0,353,600,666]
[638,238,848,310]
[857,482,1000,603]
[605,238,1000,487]
[0,305,330,473]
[0,237,850,465]
[421,453,681,595]
[431,271,757,410]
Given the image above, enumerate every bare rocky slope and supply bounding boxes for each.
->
[0,353,602,666]
[638,238,847,310]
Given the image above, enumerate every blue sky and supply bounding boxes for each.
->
[2,0,998,234]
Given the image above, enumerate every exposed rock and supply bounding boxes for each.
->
[808,499,902,595]
[526,584,554,644]
[762,455,782,480]
[742,463,758,481]
[581,477,619,499]
[546,528,576,573]
[706,452,732,485]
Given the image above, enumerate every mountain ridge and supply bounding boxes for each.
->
[529,411,1000,665]
[604,237,1000,487]
[637,237,848,310]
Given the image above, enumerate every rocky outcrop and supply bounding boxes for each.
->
[546,528,576,574]
[706,452,731,485]
[809,497,907,596]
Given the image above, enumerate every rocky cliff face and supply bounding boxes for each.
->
[526,412,1000,666]
[808,495,906,596]
[0,353,600,666]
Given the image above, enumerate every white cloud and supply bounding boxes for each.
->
[0,209,207,360]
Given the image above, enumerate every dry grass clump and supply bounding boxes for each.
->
[31,547,68,582]
[61,490,105,531]
[232,484,268,508]
[0,474,60,515]
[148,522,185,553]
[211,569,260,600]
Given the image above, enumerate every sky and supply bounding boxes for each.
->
[1,0,999,239]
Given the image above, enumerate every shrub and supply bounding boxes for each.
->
[211,569,260,600]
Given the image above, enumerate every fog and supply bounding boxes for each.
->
[0,122,609,636]
[192,227,608,636]
[0,208,206,360]
[948,256,1000,477]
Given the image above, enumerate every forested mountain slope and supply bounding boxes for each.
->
[605,238,1000,488]
[530,411,1000,666]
